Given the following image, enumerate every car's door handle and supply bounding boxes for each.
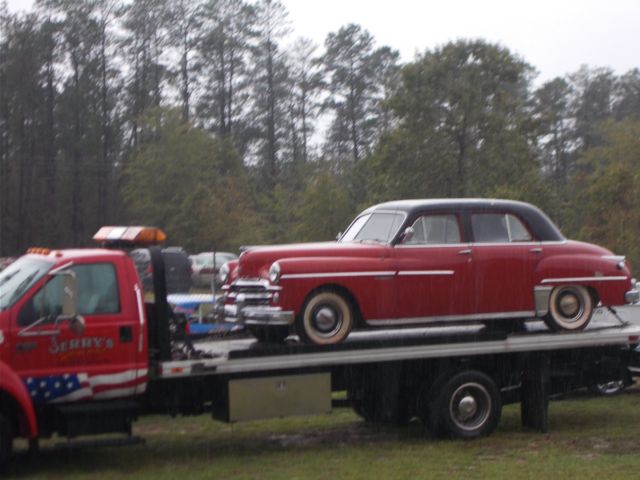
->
[458,249,472,255]
[529,248,542,253]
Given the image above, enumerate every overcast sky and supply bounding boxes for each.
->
[6,0,640,83]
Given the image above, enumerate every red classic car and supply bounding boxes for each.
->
[219,199,639,344]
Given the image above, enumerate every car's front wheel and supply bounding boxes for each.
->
[544,285,594,331]
[298,290,353,345]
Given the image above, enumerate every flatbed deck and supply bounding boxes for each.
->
[159,306,640,378]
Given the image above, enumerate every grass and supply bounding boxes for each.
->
[7,390,640,479]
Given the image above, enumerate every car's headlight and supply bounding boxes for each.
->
[268,262,281,284]
[218,262,230,284]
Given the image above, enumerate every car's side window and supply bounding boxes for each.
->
[471,213,532,243]
[18,263,120,326]
[405,214,461,245]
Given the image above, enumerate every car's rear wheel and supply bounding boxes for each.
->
[544,285,593,331]
[298,290,353,345]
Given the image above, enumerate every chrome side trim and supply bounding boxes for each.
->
[18,329,61,337]
[602,255,625,262]
[395,243,471,249]
[366,311,535,326]
[397,270,454,276]
[134,283,145,353]
[534,286,553,317]
[281,271,396,280]
[541,276,628,284]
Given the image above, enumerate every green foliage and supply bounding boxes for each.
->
[574,120,640,270]
[294,170,354,241]
[122,108,249,251]
[365,39,537,203]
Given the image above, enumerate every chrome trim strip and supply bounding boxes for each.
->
[541,276,628,284]
[366,311,535,326]
[472,242,540,247]
[397,270,454,276]
[134,283,145,353]
[395,243,470,249]
[18,329,61,337]
[281,271,396,280]
[603,255,626,262]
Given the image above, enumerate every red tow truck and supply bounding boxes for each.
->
[0,226,639,470]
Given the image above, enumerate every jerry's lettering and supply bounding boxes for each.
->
[49,336,115,355]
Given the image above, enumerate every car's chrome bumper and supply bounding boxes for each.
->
[220,304,295,326]
[626,288,640,304]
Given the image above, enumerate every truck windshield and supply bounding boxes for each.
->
[340,212,405,244]
[0,256,54,311]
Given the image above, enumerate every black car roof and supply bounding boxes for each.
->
[363,198,565,242]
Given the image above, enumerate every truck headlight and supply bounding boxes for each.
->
[268,262,281,284]
[218,262,230,284]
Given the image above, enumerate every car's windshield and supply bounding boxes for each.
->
[340,211,405,244]
[0,256,54,310]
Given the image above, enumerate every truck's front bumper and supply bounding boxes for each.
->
[222,304,295,326]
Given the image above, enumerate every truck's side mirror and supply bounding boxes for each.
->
[52,269,85,334]
[335,232,342,241]
[52,270,78,318]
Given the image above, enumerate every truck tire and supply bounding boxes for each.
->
[298,290,353,345]
[544,285,593,331]
[0,413,12,471]
[427,370,501,439]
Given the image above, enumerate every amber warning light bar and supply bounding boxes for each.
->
[93,226,167,247]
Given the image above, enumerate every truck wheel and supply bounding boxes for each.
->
[427,371,501,439]
[0,413,13,471]
[248,325,289,343]
[544,285,593,331]
[298,290,353,345]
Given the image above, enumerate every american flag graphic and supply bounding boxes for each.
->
[24,369,148,404]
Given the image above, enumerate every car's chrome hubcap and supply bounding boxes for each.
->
[315,307,338,332]
[559,292,580,318]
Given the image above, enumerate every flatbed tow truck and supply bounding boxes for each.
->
[1,227,639,470]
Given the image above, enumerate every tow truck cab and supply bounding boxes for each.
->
[0,228,171,452]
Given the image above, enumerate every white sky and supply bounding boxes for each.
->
[6,0,640,83]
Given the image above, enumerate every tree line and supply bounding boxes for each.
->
[1,0,639,270]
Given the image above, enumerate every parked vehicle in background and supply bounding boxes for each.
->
[131,247,192,293]
[191,252,238,288]
[219,198,640,345]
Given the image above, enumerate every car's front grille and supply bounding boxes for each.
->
[223,279,279,307]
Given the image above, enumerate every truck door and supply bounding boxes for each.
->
[9,257,146,404]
